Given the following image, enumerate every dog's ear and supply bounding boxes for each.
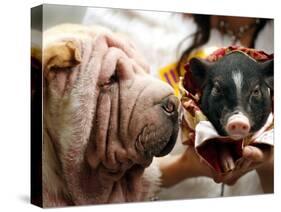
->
[43,40,81,80]
[43,40,82,95]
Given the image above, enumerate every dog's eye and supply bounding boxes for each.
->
[211,82,223,96]
[101,72,118,88]
[108,73,118,84]
[162,101,175,114]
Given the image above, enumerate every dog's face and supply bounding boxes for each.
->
[42,25,179,205]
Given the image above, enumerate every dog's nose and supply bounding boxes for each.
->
[161,95,179,115]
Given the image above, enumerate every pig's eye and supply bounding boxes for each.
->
[251,86,261,98]
[211,83,223,96]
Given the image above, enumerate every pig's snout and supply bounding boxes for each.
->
[225,114,250,140]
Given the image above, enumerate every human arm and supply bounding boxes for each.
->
[159,144,274,193]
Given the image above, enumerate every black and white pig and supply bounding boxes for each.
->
[189,51,273,141]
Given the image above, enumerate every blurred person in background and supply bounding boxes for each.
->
[83,9,273,199]
[83,8,273,199]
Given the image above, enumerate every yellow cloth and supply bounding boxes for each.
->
[158,47,219,96]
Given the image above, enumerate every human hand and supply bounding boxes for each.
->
[159,144,273,193]
[211,145,273,192]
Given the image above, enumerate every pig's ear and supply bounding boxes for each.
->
[189,58,212,88]
[260,59,273,90]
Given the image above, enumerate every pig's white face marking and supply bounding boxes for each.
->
[232,70,243,97]
[268,88,271,95]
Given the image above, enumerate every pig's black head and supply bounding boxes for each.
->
[190,51,273,139]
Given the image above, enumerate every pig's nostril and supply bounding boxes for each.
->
[229,123,249,132]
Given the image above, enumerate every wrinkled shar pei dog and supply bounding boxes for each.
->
[40,24,179,207]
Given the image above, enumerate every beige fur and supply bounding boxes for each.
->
[39,24,178,207]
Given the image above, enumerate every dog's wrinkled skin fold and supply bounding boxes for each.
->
[42,24,179,207]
